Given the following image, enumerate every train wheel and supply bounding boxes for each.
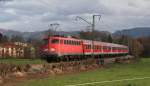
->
[56,57,61,62]
[46,56,52,63]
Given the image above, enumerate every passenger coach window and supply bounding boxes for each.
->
[64,40,67,44]
[51,39,59,44]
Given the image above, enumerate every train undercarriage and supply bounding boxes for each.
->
[42,53,132,65]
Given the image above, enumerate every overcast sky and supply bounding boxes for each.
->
[0,0,150,32]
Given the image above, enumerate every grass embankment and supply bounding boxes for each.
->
[17,58,150,86]
[0,58,47,65]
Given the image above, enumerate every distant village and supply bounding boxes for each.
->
[0,33,36,59]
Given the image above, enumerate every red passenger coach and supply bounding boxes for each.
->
[40,35,129,62]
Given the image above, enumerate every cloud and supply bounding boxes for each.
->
[0,0,150,32]
[0,9,19,22]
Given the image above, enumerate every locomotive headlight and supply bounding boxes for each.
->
[44,49,48,51]
[50,48,55,52]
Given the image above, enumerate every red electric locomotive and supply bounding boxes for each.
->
[40,35,129,62]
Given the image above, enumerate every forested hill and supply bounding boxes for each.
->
[0,27,150,41]
[113,27,150,38]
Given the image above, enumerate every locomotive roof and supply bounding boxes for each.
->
[51,35,81,41]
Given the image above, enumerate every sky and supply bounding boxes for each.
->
[0,0,150,32]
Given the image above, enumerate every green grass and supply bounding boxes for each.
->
[0,58,47,65]
[17,58,150,86]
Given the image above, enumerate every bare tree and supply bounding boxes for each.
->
[129,39,144,58]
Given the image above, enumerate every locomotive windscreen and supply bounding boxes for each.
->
[43,39,49,45]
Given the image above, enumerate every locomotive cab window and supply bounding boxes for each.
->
[51,39,59,44]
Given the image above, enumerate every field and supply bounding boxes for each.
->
[0,58,47,65]
[14,57,150,86]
